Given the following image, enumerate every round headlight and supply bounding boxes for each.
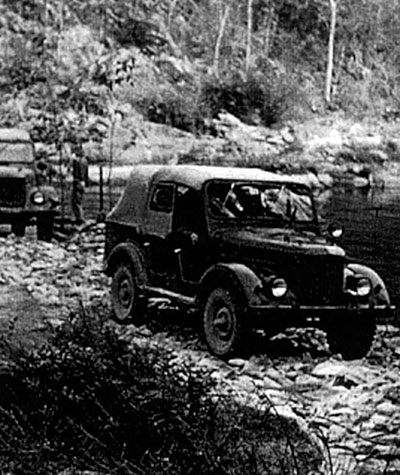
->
[328,223,343,239]
[356,277,371,297]
[271,278,288,298]
[31,191,45,205]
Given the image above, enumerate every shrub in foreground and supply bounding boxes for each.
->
[0,310,322,474]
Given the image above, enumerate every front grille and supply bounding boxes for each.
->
[0,177,26,207]
[288,257,344,305]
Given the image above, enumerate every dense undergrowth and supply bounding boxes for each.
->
[0,308,322,475]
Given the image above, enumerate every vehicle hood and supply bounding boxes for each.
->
[213,227,345,257]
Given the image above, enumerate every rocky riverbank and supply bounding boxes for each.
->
[81,113,400,199]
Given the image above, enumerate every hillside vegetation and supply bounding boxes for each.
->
[1,0,400,163]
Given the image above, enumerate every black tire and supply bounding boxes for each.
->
[111,263,146,324]
[326,313,376,360]
[11,222,25,237]
[37,217,54,242]
[203,287,246,358]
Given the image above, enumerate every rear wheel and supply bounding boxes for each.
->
[203,287,246,358]
[11,222,25,237]
[111,263,146,324]
[326,313,376,359]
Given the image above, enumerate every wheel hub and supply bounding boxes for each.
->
[213,306,233,339]
[119,279,133,308]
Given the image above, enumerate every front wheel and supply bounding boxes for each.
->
[326,313,376,360]
[111,263,146,324]
[203,287,246,358]
[37,217,54,242]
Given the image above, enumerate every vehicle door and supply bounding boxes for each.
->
[144,181,176,277]
[170,184,208,282]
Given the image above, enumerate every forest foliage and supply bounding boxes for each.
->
[0,0,399,149]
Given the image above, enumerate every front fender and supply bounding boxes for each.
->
[197,263,263,308]
[346,263,390,305]
[104,241,147,286]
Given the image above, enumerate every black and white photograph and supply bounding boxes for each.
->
[0,1,399,474]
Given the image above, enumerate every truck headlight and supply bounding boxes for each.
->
[346,274,372,297]
[271,278,288,298]
[328,222,343,239]
[356,277,371,297]
[31,191,45,205]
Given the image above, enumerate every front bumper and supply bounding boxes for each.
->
[0,208,58,220]
[248,304,397,328]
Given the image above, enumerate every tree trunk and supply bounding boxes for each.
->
[245,0,253,75]
[263,2,275,57]
[325,0,337,104]
[213,3,230,74]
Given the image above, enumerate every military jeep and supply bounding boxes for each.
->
[0,128,59,240]
[104,165,394,359]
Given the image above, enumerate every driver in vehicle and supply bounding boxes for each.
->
[209,182,315,222]
[260,189,285,217]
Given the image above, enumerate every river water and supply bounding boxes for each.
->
[323,175,400,310]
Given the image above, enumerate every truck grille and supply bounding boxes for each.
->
[289,257,344,305]
[0,177,26,207]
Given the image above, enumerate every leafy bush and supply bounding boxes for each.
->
[127,65,296,134]
[125,64,206,134]
[144,86,206,133]
[0,309,321,475]
[200,71,295,126]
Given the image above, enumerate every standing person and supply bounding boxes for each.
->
[71,143,89,226]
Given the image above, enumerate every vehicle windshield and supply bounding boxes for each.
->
[0,142,34,164]
[206,181,315,223]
